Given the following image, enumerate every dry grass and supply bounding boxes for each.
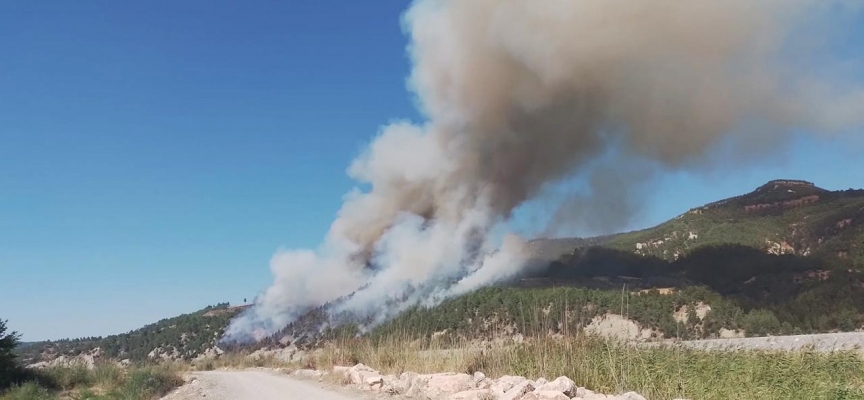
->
[293,333,864,400]
[0,363,184,400]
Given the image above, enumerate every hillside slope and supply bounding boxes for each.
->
[20,180,864,360]
[279,180,864,344]
[529,180,864,265]
[17,303,245,364]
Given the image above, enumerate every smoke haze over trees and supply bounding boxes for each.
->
[224,0,864,342]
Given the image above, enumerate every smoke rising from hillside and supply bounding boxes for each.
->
[223,0,864,342]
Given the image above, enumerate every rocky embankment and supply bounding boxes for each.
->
[292,363,669,400]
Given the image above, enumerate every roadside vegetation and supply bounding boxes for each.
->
[1,318,183,400]
[0,363,183,400]
[295,333,864,400]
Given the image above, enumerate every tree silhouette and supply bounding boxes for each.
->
[0,319,21,389]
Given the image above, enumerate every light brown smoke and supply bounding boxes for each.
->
[335,0,862,250]
[224,0,864,341]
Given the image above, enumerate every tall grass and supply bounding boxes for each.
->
[108,366,184,399]
[0,383,53,400]
[301,333,864,400]
[0,363,183,400]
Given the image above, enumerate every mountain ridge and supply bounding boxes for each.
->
[529,179,864,264]
[16,179,864,362]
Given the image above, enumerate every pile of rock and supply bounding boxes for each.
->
[294,363,656,400]
[245,346,308,364]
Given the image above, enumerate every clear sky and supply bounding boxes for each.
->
[1,1,863,342]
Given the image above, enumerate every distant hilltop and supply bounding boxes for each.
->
[755,179,817,191]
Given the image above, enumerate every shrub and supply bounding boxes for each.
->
[741,309,782,337]
[0,382,55,400]
[111,366,183,399]
[44,365,92,391]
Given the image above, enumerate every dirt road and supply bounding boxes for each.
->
[666,332,864,352]
[160,370,368,400]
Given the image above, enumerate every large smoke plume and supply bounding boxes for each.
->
[223,0,864,342]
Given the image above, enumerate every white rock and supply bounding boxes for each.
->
[423,373,477,398]
[332,365,351,379]
[477,378,495,390]
[534,391,570,400]
[380,375,402,394]
[537,376,576,396]
[499,380,535,400]
[291,369,322,378]
[365,375,384,390]
[491,375,527,393]
[615,392,647,400]
[582,392,612,400]
[348,363,381,386]
[402,372,429,397]
[498,375,528,386]
[449,389,495,399]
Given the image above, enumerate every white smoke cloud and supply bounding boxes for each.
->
[223,0,864,342]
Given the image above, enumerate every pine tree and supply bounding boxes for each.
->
[0,319,22,389]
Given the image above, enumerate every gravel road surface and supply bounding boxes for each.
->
[160,370,368,400]
[664,332,864,352]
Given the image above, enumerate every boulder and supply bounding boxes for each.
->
[582,392,612,400]
[534,391,570,400]
[365,375,384,390]
[615,392,647,400]
[423,373,477,398]
[476,378,495,390]
[449,389,495,399]
[291,369,322,378]
[499,375,528,386]
[491,375,527,394]
[536,376,576,397]
[348,363,381,386]
[332,366,351,380]
[499,380,535,400]
[380,375,403,394]
[402,372,429,398]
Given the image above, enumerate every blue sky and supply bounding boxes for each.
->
[1,1,863,341]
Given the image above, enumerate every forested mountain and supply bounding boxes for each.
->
[20,180,864,360]
[272,180,864,344]
[536,179,864,265]
[17,304,246,364]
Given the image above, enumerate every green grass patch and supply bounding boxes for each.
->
[0,364,183,400]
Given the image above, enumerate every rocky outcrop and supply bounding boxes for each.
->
[316,363,652,400]
[28,347,103,369]
[744,195,820,213]
[245,346,307,363]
